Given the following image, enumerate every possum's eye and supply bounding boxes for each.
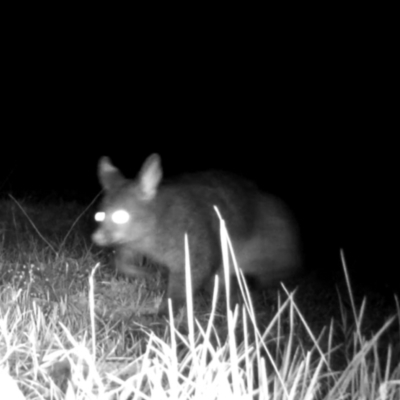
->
[94,211,105,222]
[111,209,130,224]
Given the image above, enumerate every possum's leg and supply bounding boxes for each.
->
[114,246,149,278]
[158,271,187,316]
[158,267,212,316]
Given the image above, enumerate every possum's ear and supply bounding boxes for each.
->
[138,154,163,200]
[98,156,126,191]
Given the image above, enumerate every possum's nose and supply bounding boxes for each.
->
[92,229,109,246]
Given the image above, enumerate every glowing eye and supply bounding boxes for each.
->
[111,210,130,224]
[94,211,105,222]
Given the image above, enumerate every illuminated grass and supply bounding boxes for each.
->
[0,197,399,399]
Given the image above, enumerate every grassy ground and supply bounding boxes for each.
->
[0,196,399,399]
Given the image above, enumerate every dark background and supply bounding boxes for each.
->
[1,13,397,296]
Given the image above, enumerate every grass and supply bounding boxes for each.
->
[0,196,399,399]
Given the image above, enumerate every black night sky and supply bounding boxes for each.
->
[1,22,397,298]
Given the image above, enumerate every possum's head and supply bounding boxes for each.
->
[92,154,162,247]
